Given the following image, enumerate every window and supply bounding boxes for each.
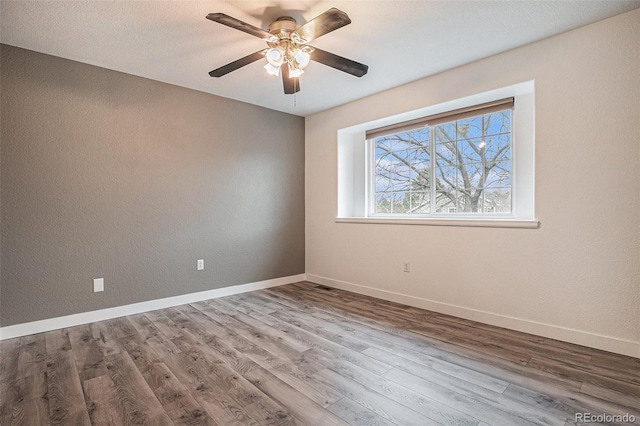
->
[336,81,537,228]
[369,98,513,217]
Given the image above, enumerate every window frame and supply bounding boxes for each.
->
[365,101,516,220]
[336,81,538,229]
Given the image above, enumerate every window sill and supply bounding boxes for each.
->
[335,217,540,229]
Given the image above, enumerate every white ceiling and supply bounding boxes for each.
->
[2,1,639,117]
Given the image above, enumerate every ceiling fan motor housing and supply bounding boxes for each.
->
[268,16,300,39]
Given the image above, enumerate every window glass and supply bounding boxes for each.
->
[372,108,512,216]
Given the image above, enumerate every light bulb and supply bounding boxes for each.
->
[294,50,311,68]
[266,48,285,66]
[264,63,280,76]
[288,67,304,78]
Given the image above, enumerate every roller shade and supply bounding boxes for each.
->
[366,97,514,140]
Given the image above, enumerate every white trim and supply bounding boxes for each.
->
[0,274,306,341]
[336,217,540,229]
[306,274,640,359]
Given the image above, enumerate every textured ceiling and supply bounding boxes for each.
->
[1,1,639,116]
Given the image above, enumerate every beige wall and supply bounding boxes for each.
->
[1,45,305,327]
[305,10,640,356]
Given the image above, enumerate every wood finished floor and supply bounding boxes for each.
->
[1,282,639,426]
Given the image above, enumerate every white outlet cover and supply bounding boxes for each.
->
[197,259,204,270]
[93,278,104,292]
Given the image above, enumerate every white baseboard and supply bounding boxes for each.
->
[306,274,640,359]
[0,274,306,341]
[4,272,637,359]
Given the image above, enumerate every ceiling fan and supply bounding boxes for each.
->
[206,8,369,94]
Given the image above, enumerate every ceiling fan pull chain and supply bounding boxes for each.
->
[294,93,297,107]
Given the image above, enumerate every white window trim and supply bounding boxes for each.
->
[337,81,538,229]
[336,217,540,229]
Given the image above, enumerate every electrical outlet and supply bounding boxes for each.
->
[403,261,411,273]
[197,259,204,271]
[93,278,104,292]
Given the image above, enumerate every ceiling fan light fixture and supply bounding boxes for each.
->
[207,9,369,94]
[264,62,280,76]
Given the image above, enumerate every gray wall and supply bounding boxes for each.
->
[0,44,305,327]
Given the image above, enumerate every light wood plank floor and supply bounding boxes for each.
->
[1,282,639,426]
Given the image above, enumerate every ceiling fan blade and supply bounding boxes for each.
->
[281,65,300,94]
[294,8,351,43]
[309,47,368,77]
[209,50,267,77]
[206,13,274,41]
